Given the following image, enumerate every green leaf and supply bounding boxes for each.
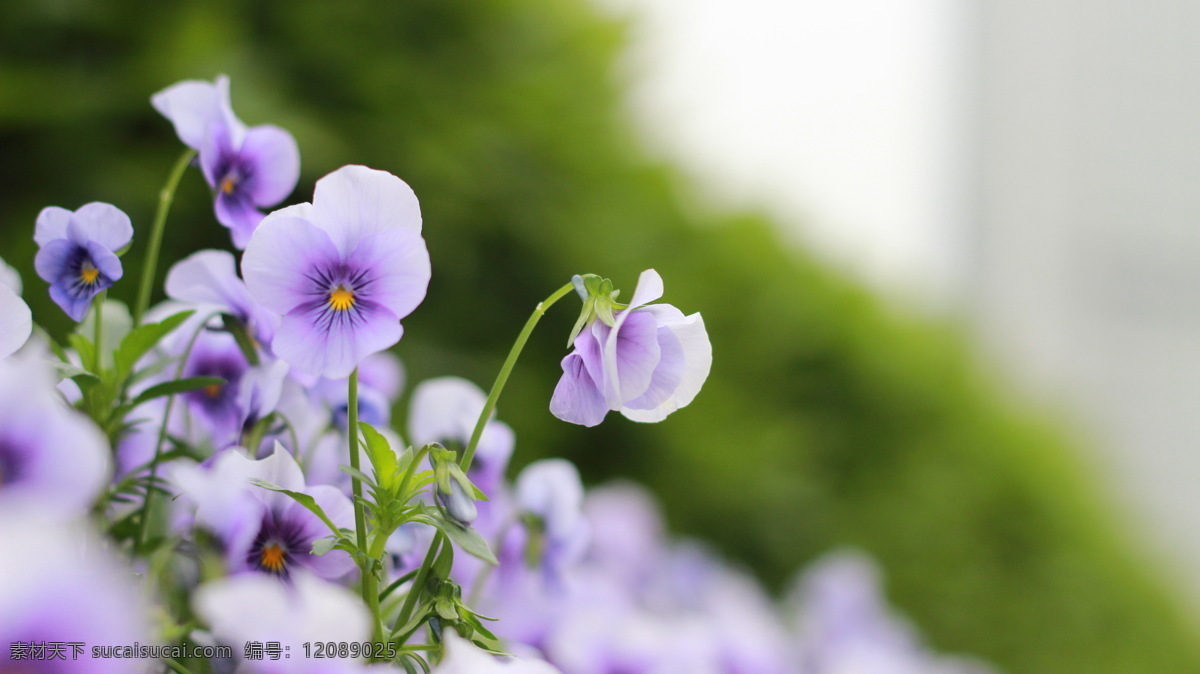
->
[113,310,194,382]
[414,505,498,565]
[359,422,399,490]
[250,479,342,537]
[338,465,377,490]
[67,334,96,378]
[132,377,225,406]
[311,537,337,556]
[50,361,100,387]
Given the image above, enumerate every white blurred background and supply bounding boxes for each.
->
[593,0,1200,609]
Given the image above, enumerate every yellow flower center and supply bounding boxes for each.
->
[328,286,356,312]
[79,264,100,286]
[202,383,223,399]
[220,175,237,195]
[260,543,286,573]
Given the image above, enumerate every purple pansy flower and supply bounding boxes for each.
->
[0,355,109,515]
[0,285,31,359]
[152,75,300,248]
[550,269,712,427]
[241,165,431,378]
[170,444,355,580]
[33,202,132,321]
[409,376,515,495]
[0,513,150,673]
[506,459,589,584]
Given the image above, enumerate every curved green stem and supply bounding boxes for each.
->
[461,281,575,471]
[348,369,383,642]
[134,148,195,326]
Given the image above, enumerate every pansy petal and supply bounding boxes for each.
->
[274,304,403,379]
[216,191,266,249]
[0,256,22,294]
[166,249,245,308]
[33,206,73,246]
[298,486,357,579]
[349,228,431,320]
[151,79,220,149]
[0,285,31,359]
[550,353,609,427]
[621,309,711,423]
[311,165,423,255]
[621,323,685,413]
[86,241,124,282]
[33,238,74,285]
[242,215,341,314]
[601,309,661,408]
[626,268,665,310]
[242,124,301,207]
[74,202,133,252]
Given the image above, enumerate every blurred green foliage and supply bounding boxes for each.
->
[2,1,1199,671]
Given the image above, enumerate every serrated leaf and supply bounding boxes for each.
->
[132,376,225,406]
[359,422,399,490]
[250,479,342,537]
[113,310,194,382]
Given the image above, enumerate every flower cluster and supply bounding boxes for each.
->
[0,76,996,674]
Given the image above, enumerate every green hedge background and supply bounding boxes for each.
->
[1,1,1198,672]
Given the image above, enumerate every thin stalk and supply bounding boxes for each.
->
[92,292,105,372]
[134,148,195,325]
[461,281,575,471]
[394,532,444,639]
[348,370,383,642]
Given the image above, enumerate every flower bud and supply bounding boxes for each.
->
[433,447,478,526]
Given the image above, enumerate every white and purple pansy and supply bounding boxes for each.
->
[152,75,300,249]
[550,269,712,427]
[241,164,431,379]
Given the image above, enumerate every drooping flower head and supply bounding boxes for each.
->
[152,75,300,248]
[551,269,712,426]
[33,202,132,321]
[242,165,431,378]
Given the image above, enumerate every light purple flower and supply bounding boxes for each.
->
[409,376,515,494]
[0,513,151,673]
[435,632,563,674]
[242,165,431,378]
[170,444,355,579]
[0,284,31,359]
[0,355,109,514]
[33,202,132,321]
[507,460,589,582]
[550,269,711,427]
[195,571,370,674]
[152,75,300,248]
[166,249,279,349]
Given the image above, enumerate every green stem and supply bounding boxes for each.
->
[348,369,383,642]
[92,292,105,373]
[134,148,195,326]
[461,281,575,471]
[133,310,219,556]
[395,532,444,640]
